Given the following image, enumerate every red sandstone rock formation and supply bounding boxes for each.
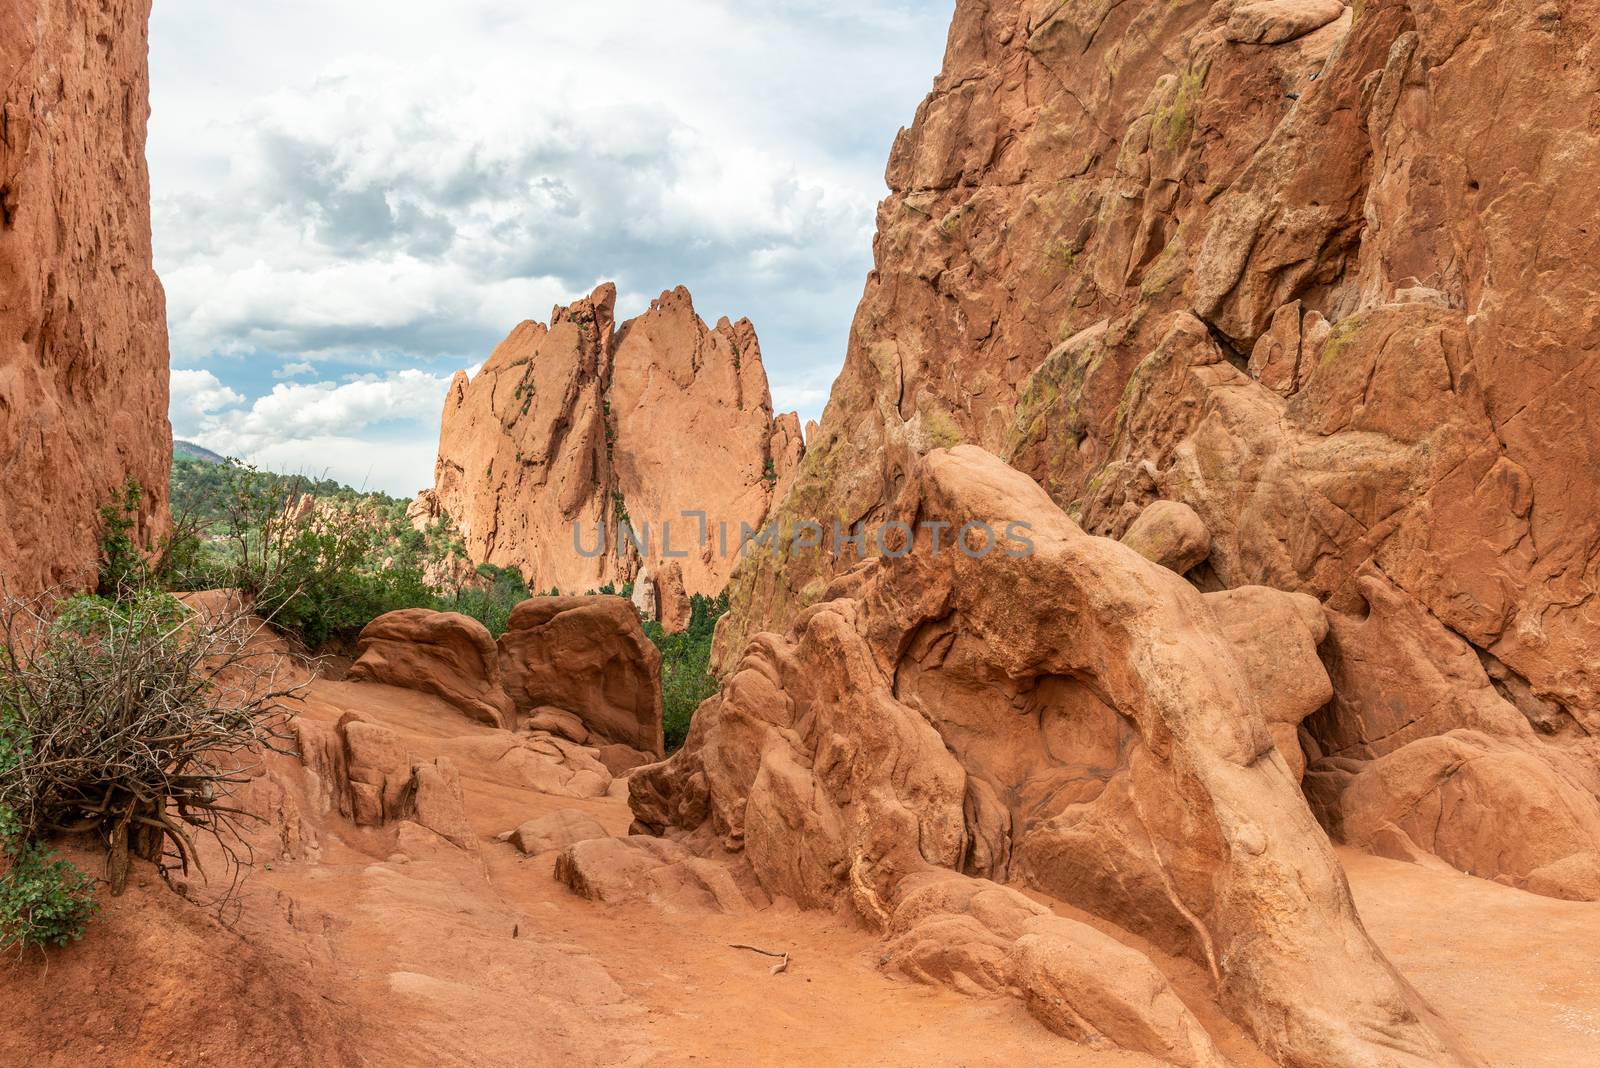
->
[715,0,1600,896]
[348,609,517,730]
[293,709,478,851]
[634,447,1478,1066]
[426,285,802,609]
[498,596,664,758]
[348,598,665,759]
[0,0,171,596]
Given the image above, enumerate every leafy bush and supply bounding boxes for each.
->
[162,459,442,648]
[0,590,298,898]
[96,478,150,596]
[440,564,530,637]
[98,476,213,597]
[644,591,728,751]
[165,456,534,647]
[0,841,99,953]
[0,706,24,845]
[255,523,435,650]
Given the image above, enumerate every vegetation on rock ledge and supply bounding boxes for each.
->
[645,591,727,751]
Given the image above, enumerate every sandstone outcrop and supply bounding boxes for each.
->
[0,0,171,597]
[555,836,753,914]
[344,600,664,758]
[629,560,692,633]
[653,561,691,634]
[1118,499,1210,574]
[294,712,476,850]
[523,705,591,745]
[425,285,802,607]
[500,809,610,856]
[633,447,1477,1066]
[712,0,1600,894]
[349,610,516,729]
[884,871,1226,1067]
[449,730,616,801]
[497,596,665,757]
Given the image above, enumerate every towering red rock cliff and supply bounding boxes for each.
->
[425,285,801,601]
[0,0,172,596]
[712,0,1600,896]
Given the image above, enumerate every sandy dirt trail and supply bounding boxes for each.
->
[267,679,1153,1068]
[9,677,1599,1067]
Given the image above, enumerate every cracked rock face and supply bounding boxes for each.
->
[715,0,1600,894]
[0,0,171,597]
[425,285,802,604]
[633,446,1478,1067]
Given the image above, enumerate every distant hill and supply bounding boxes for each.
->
[174,439,228,464]
[170,447,410,529]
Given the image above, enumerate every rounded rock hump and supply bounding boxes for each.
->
[348,609,516,730]
[497,596,665,758]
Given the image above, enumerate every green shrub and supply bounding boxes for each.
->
[255,524,435,650]
[442,564,530,637]
[0,703,26,845]
[0,841,99,953]
[168,460,438,649]
[96,478,150,596]
[644,591,728,751]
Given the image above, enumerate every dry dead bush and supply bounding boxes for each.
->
[0,589,301,895]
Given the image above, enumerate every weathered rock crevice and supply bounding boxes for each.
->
[633,446,1481,1066]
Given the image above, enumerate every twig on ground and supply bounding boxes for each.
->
[728,943,791,974]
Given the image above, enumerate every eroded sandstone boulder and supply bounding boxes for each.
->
[349,609,516,729]
[555,837,752,914]
[294,713,475,850]
[501,810,610,856]
[1206,585,1331,781]
[449,732,614,801]
[1119,499,1210,574]
[633,447,1476,1066]
[884,872,1226,1067]
[652,560,691,634]
[1338,730,1600,901]
[1302,567,1600,900]
[498,597,665,757]
[523,706,591,745]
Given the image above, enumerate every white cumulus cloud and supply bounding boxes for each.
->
[169,369,244,436]
[150,0,954,489]
[174,368,456,496]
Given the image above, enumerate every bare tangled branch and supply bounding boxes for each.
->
[0,588,303,895]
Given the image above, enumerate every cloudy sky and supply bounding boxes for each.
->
[153,1,953,495]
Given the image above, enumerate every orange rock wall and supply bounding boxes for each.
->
[722,0,1600,729]
[0,0,172,596]
[709,0,1600,896]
